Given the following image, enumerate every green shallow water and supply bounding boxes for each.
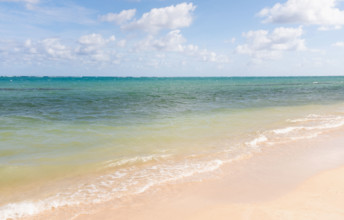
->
[1,77,344,181]
[1,76,344,219]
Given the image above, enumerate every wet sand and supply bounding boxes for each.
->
[64,128,344,220]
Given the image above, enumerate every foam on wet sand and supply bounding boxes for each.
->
[44,127,344,220]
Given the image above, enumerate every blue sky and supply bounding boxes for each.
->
[1,0,344,76]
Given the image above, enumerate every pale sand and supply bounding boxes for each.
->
[188,166,344,220]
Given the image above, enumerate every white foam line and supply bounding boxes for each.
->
[0,157,226,220]
[3,115,344,220]
[274,118,344,135]
[105,154,171,168]
[245,135,268,148]
[247,115,344,151]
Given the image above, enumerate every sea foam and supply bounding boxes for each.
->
[2,112,344,219]
[246,114,344,150]
[0,156,225,220]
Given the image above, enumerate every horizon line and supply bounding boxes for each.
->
[1,75,344,78]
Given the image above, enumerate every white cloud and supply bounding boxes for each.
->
[1,30,228,69]
[135,30,229,63]
[23,39,37,54]
[123,2,196,33]
[236,26,306,61]
[184,44,230,63]
[99,9,136,25]
[76,33,116,62]
[78,33,115,46]
[1,34,119,64]
[0,38,73,64]
[41,38,73,59]
[332,41,344,47]
[21,38,73,60]
[135,30,186,52]
[259,0,344,30]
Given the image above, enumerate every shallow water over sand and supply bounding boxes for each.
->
[1,77,344,219]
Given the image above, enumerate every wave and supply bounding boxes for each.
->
[245,114,344,149]
[2,113,344,219]
[103,154,172,168]
[245,135,268,149]
[0,156,224,220]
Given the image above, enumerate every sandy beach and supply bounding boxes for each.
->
[3,77,344,220]
[187,166,344,220]
[67,128,344,220]
[2,0,344,218]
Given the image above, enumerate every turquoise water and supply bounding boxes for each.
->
[1,76,344,219]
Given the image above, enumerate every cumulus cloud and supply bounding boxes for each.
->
[1,30,228,68]
[259,0,344,30]
[99,9,136,25]
[76,33,116,62]
[184,44,230,63]
[135,30,186,52]
[78,33,115,46]
[41,38,73,59]
[123,2,196,33]
[135,30,229,63]
[236,26,306,61]
[21,38,73,60]
[2,34,120,64]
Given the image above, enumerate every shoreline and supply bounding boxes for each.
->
[2,78,344,220]
[63,127,344,220]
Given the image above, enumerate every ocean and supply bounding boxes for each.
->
[1,76,344,219]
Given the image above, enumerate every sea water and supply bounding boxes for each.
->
[1,77,344,219]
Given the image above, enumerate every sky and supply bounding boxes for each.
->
[1,0,344,76]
